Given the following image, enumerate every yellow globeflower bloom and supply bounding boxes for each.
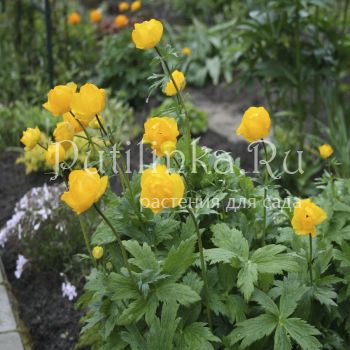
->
[119,2,129,12]
[20,127,41,150]
[89,115,104,129]
[161,141,176,157]
[45,143,65,165]
[90,9,102,23]
[43,82,77,117]
[63,112,88,133]
[318,144,334,159]
[131,1,141,12]
[92,246,104,260]
[115,15,129,28]
[163,70,186,96]
[140,164,184,214]
[132,19,163,50]
[182,47,191,56]
[61,168,108,215]
[142,117,179,157]
[291,198,327,237]
[70,83,106,123]
[68,12,81,25]
[53,122,75,149]
[236,106,271,142]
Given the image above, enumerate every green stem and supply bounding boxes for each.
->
[187,207,212,329]
[93,204,135,283]
[261,140,268,245]
[343,0,350,35]
[79,216,97,267]
[309,234,313,286]
[154,46,192,168]
[37,142,47,151]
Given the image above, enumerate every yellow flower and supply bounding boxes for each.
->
[63,112,88,132]
[68,12,81,25]
[89,115,104,129]
[61,168,108,215]
[119,2,130,12]
[70,83,106,123]
[160,141,176,157]
[45,143,66,165]
[115,15,129,28]
[43,82,77,116]
[182,47,191,56]
[20,127,41,150]
[142,117,179,156]
[90,9,102,23]
[319,144,333,159]
[92,246,104,260]
[53,122,75,149]
[132,19,163,50]
[140,164,184,214]
[291,198,327,237]
[163,70,186,96]
[236,106,271,142]
[131,1,141,12]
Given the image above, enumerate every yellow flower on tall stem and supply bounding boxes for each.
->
[131,19,163,50]
[20,127,41,150]
[63,112,88,133]
[118,2,129,12]
[61,168,108,215]
[68,12,81,25]
[90,9,102,23]
[92,246,104,260]
[53,122,75,149]
[43,83,77,116]
[45,143,65,165]
[163,70,186,96]
[318,144,334,159]
[182,47,191,56]
[115,15,129,29]
[131,1,141,12]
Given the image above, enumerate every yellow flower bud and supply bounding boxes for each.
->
[53,122,75,150]
[119,2,129,12]
[89,115,104,129]
[45,143,66,165]
[140,164,184,214]
[70,83,106,123]
[142,117,179,157]
[90,9,102,23]
[160,141,176,157]
[132,19,163,50]
[163,70,186,96]
[43,82,77,116]
[92,246,104,260]
[106,262,113,270]
[182,47,191,56]
[236,106,271,142]
[318,144,333,159]
[131,1,141,12]
[20,127,41,150]
[63,112,89,133]
[291,198,327,237]
[68,12,81,25]
[115,15,129,28]
[61,168,108,215]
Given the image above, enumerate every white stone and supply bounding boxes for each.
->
[0,332,24,350]
[0,285,16,332]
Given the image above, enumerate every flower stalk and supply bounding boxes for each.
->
[309,234,313,286]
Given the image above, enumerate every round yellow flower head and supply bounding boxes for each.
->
[20,127,41,151]
[89,115,105,129]
[291,198,327,237]
[92,246,104,260]
[115,15,129,28]
[163,70,186,96]
[318,144,333,159]
[61,168,108,215]
[132,19,163,50]
[68,12,81,25]
[63,112,88,133]
[182,47,191,56]
[43,82,77,117]
[142,117,179,157]
[131,1,141,12]
[160,141,176,157]
[140,164,184,214]
[70,83,106,123]
[90,9,102,23]
[53,122,75,150]
[119,1,129,12]
[236,106,271,142]
[45,143,65,166]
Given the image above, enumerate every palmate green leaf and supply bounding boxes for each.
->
[313,285,338,307]
[123,240,159,271]
[211,223,249,259]
[156,283,200,307]
[204,248,237,265]
[274,325,292,350]
[152,216,180,245]
[252,289,279,316]
[182,271,204,295]
[162,237,196,280]
[251,244,299,274]
[237,261,258,301]
[118,298,149,326]
[228,313,277,348]
[284,318,321,350]
[225,295,248,323]
[108,273,140,301]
